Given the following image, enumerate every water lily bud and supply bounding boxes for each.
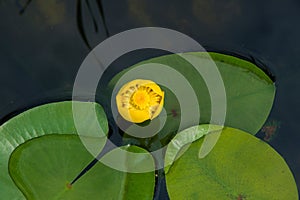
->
[116,79,164,123]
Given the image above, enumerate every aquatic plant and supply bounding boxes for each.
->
[0,52,297,199]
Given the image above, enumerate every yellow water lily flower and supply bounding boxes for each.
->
[116,79,164,123]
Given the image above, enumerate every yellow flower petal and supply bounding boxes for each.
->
[116,79,164,123]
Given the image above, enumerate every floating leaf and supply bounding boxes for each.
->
[108,52,275,143]
[164,124,223,173]
[0,101,108,199]
[9,134,155,199]
[165,125,298,199]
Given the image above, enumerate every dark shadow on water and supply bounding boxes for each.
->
[76,0,109,49]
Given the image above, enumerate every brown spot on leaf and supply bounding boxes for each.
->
[66,183,72,189]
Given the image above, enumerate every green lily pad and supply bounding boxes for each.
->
[108,52,275,145]
[164,124,223,173]
[9,134,155,200]
[165,125,298,199]
[0,101,108,199]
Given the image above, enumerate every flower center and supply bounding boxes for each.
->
[131,89,150,110]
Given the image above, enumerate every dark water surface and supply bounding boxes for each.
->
[0,0,300,199]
